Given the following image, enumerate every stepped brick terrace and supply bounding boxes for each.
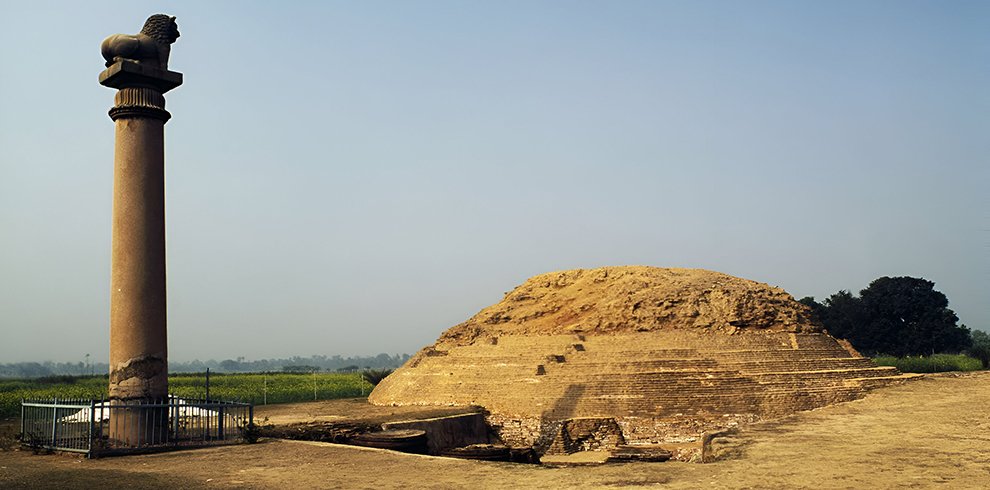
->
[370,267,915,461]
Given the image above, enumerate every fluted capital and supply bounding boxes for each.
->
[107,87,170,122]
[100,60,182,122]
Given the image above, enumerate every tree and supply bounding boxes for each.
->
[814,277,971,357]
[797,296,825,321]
[969,329,990,369]
[219,359,243,372]
[820,290,867,346]
[282,365,320,373]
[858,277,970,356]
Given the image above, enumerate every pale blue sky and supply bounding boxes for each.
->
[1,1,987,362]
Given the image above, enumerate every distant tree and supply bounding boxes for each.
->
[968,329,990,369]
[219,359,243,372]
[282,365,319,373]
[374,353,392,367]
[817,277,971,357]
[17,362,52,378]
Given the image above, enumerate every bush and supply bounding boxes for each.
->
[968,330,990,369]
[873,354,983,373]
[968,346,990,369]
[34,375,80,385]
[361,368,393,386]
[240,422,261,444]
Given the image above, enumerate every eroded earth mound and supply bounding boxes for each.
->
[436,267,821,347]
[370,266,910,461]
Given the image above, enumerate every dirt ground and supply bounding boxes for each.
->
[254,397,480,426]
[252,398,482,442]
[2,371,989,489]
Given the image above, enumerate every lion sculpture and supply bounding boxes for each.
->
[101,14,180,70]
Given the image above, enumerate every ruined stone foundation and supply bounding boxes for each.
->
[370,267,911,461]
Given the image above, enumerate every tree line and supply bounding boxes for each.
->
[5,276,985,378]
[0,353,412,378]
[799,276,988,366]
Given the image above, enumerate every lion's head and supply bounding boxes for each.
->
[141,14,180,46]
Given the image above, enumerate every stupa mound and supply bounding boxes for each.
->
[436,267,821,346]
[370,266,909,461]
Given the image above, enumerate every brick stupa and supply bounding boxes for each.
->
[370,266,909,460]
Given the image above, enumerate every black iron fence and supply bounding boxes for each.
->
[21,396,253,457]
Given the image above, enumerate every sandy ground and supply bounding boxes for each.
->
[253,397,480,426]
[2,371,989,489]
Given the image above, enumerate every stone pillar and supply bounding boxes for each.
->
[99,14,182,446]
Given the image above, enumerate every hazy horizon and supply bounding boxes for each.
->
[2,1,987,364]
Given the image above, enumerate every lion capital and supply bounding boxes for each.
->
[101,14,180,70]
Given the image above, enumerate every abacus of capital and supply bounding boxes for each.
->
[99,14,182,445]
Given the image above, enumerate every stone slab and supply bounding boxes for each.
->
[382,413,492,455]
[100,60,183,93]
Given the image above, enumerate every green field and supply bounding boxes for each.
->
[0,372,372,418]
[873,354,983,373]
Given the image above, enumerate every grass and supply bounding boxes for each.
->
[873,354,983,373]
[0,372,372,419]
[0,376,107,419]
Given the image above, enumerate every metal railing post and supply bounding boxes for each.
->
[217,405,225,440]
[172,396,179,441]
[88,399,96,458]
[50,397,58,449]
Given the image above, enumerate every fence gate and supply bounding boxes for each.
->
[21,397,253,457]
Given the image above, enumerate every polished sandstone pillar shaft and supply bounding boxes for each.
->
[109,98,168,401]
[100,58,182,444]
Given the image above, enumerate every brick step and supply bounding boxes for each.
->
[493,398,850,412]
[550,359,874,374]
[515,393,864,412]
[430,356,700,366]
[582,386,863,404]
[452,349,705,360]
[393,369,895,394]
[589,380,868,394]
[404,360,884,381]
[542,373,758,385]
[405,367,742,379]
[717,357,875,370]
[582,334,799,348]
[467,332,848,350]
[452,386,868,407]
[751,367,899,382]
[699,349,853,360]
[562,350,854,363]
[445,345,858,359]
[612,368,887,381]
[851,373,921,388]
[539,359,719,369]
[414,359,718,370]
[473,387,860,407]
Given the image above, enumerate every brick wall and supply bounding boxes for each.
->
[370,330,904,455]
